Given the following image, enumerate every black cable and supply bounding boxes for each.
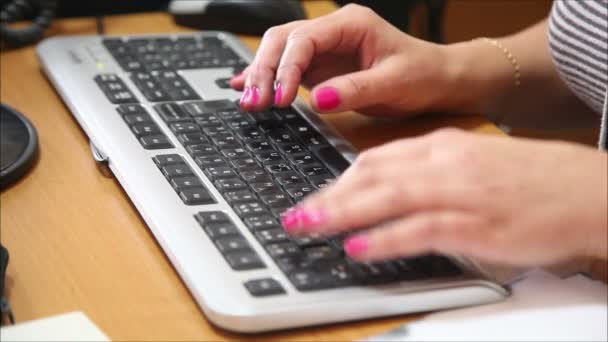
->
[0,0,57,48]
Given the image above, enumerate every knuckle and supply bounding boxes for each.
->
[343,3,375,18]
[262,26,282,41]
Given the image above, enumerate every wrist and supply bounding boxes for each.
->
[434,40,519,116]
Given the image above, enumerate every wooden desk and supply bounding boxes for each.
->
[0,1,502,340]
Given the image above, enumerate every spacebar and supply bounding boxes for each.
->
[311,146,351,176]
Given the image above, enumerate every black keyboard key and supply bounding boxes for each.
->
[195,115,224,128]
[278,142,307,156]
[240,169,270,183]
[117,103,147,116]
[266,242,301,258]
[215,178,247,192]
[249,111,280,124]
[220,148,250,159]
[140,135,174,149]
[308,175,335,189]
[259,192,293,207]
[299,165,331,178]
[288,270,331,291]
[131,122,161,137]
[325,261,357,286]
[123,113,153,125]
[288,153,319,166]
[211,133,241,148]
[247,141,274,153]
[204,222,240,239]
[224,190,257,205]
[167,87,200,101]
[225,250,266,270]
[179,187,215,205]
[304,245,341,261]
[183,99,237,116]
[153,154,183,167]
[311,146,351,176]
[286,120,316,137]
[291,236,327,248]
[94,75,139,104]
[187,144,217,157]
[195,155,227,168]
[177,133,208,146]
[233,202,269,218]
[170,176,203,191]
[230,157,260,171]
[249,182,281,194]
[195,211,229,225]
[255,151,283,164]
[350,262,400,284]
[243,214,279,231]
[215,236,250,253]
[204,166,237,180]
[255,228,290,245]
[202,125,229,136]
[162,164,194,178]
[154,103,191,123]
[235,128,263,141]
[244,278,285,297]
[276,255,315,273]
[170,122,200,134]
[269,129,298,144]
[266,163,292,174]
[275,172,306,186]
[284,184,314,201]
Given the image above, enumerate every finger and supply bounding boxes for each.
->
[240,21,305,111]
[274,8,371,108]
[230,67,249,90]
[309,59,400,113]
[342,211,486,262]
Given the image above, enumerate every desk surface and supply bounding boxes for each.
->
[0,2,502,340]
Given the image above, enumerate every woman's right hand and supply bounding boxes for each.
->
[231,4,459,116]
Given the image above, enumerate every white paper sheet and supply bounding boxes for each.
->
[0,311,110,342]
[364,269,608,342]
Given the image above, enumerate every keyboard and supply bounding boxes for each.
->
[37,32,507,332]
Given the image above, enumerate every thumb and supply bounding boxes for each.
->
[309,63,395,113]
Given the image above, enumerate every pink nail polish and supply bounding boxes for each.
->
[281,208,300,233]
[344,236,368,257]
[240,87,251,106]
[249,86,260,106]
[300,209,327,227]
[315,86,341,111]
[274,82,283,105]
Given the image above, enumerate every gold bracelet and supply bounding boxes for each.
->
[474,37,522,88]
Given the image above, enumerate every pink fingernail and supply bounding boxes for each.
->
[248,86,260,106]
[240,87,251,106]
[274,82,283,105]
[281,208,300,233]
[344,236,369,257]
[315,86,341,111]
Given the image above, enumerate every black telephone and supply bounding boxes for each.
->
[0,0,57,48]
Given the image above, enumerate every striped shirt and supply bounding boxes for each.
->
[548,0,608,149]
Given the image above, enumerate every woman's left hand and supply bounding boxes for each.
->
[281,129,608,267]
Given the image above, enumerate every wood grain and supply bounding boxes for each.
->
[0,2,502,340]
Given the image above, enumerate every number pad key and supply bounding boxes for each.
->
[255,228,290,245]
[215,178,247,192]
[243,214,279,231]
[233,202,269,218]
[244,278,285,296]
[225,251,265,270]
